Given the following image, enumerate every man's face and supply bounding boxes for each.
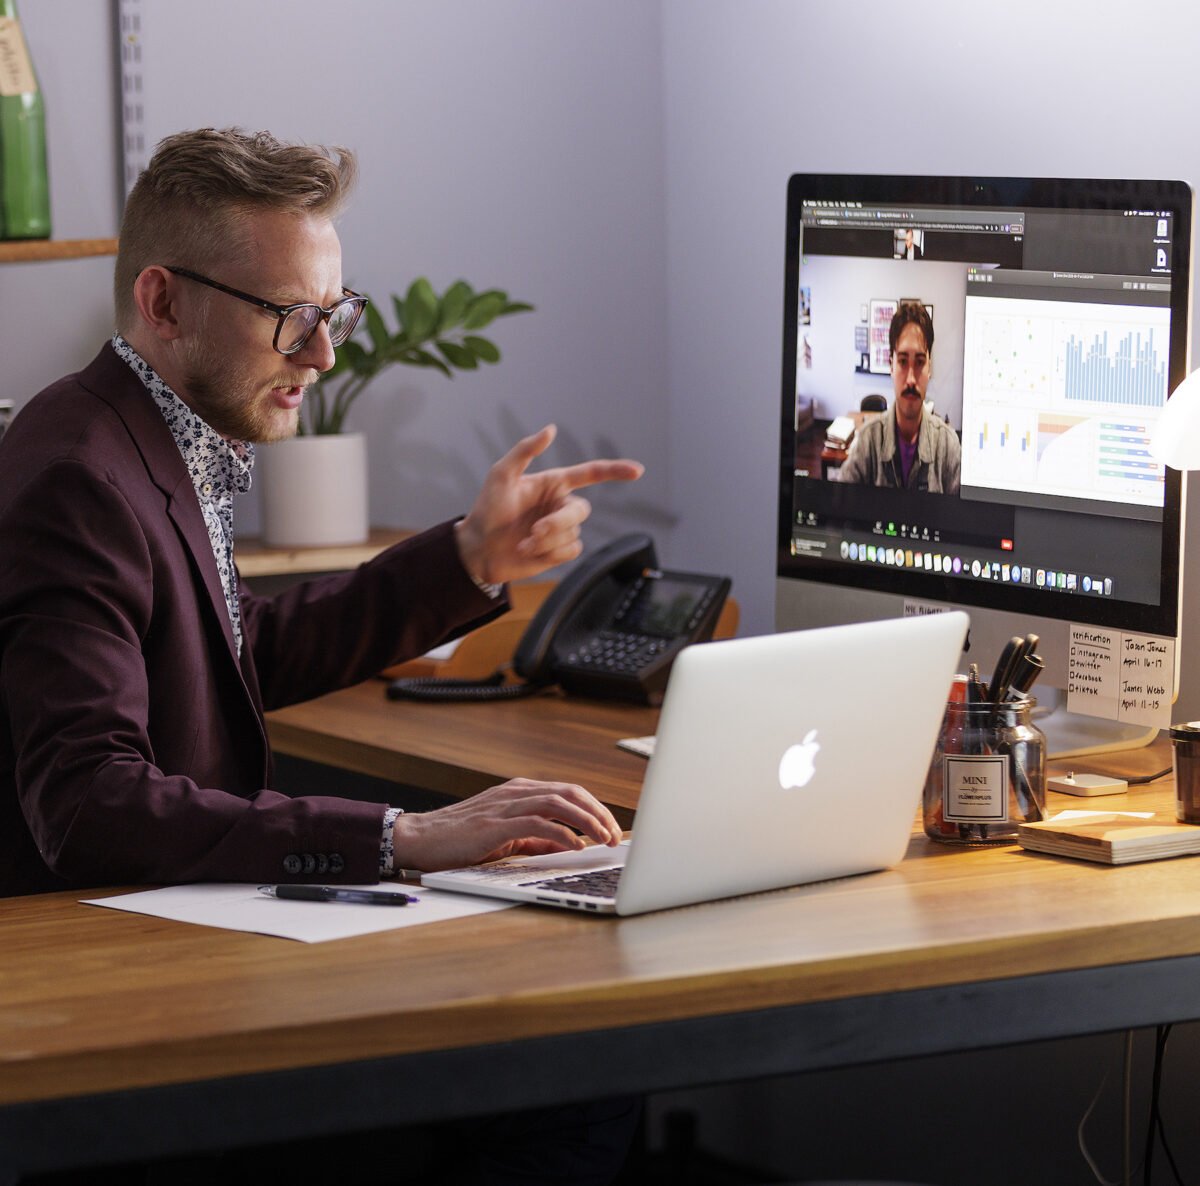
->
[905,229,914,251]
[176,210,342,443]
[891,320,930,439]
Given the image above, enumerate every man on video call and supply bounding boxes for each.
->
[0,127,642,1182]
[839,301,961,494]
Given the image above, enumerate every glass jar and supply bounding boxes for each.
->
[924,695,1047,844]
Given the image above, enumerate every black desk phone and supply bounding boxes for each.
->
[387,533,731,705]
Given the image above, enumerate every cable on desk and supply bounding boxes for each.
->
[1126,768,1172,786]
[386,669,546,701]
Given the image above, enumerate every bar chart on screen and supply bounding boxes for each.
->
[961,294,1170,507]
[1060,324,1167,408]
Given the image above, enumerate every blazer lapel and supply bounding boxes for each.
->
[79,345,242,662]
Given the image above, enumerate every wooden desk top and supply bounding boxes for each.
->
[1,742,1195,1113]
[267,681,658,824]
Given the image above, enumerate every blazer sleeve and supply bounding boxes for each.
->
[242,519,509,712]
[0,456,408,890]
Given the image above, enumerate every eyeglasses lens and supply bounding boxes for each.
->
[327,299,364,346]
[278,307,320,354]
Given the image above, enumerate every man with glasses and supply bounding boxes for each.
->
[0,127,644,896]
[0,125,645,1182]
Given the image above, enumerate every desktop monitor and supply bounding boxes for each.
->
[776,174,1192,756]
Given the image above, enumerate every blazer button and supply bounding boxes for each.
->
[328,852,345,874]
[302,853,317,875]
[283,854,302,875]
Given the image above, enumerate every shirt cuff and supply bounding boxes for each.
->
[380,805,404,875]
[469,572,505,600]
[453,516,504,600]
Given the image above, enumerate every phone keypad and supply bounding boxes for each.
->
[565,630,667,675]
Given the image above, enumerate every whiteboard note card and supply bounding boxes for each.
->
[1067,626,1173,728]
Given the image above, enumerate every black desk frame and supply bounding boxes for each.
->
[4,954,1199,1183]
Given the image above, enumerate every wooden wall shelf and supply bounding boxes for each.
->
[234,527,414,578]
[0,238,119,264]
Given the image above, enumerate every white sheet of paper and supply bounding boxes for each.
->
[82,882,515,943]
[1048,810,1155,822]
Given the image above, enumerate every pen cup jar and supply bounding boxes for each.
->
[1169,722,1200,823]
[923,693,1046,844]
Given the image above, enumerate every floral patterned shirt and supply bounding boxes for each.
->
[112,334,253,656]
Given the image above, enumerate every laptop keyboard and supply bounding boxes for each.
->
[523,866,623,898]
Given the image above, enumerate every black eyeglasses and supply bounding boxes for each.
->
[164,266,368,355]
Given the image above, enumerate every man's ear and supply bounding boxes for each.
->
[132,266,183,342]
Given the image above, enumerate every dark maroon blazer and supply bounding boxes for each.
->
[0,344,506,896]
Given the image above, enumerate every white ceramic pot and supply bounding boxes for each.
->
[257,432,369,548]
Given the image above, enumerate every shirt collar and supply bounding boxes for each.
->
[111,332,254,498]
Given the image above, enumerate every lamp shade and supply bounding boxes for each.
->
[1152,367,1200,470]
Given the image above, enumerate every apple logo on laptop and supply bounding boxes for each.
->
[778,730,821,789]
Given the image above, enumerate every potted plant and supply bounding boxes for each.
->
[257,278,533,548]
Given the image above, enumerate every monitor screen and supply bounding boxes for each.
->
[776,174,1192,754]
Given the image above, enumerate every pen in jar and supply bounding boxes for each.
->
[258,885,418,905]
[965,664,988,755]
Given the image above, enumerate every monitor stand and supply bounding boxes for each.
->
[1030,687,1159,761]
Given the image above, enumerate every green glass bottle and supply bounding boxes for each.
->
[0,0,51,240]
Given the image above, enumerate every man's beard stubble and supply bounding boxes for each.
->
[180,344,315,444]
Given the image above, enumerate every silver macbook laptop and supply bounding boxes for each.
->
[422,611,968,916]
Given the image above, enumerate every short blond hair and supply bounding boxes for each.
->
[115,127,357,330]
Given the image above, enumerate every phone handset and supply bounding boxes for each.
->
[511,532,657,683]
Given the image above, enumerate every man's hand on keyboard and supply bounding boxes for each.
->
[391,778,624,872]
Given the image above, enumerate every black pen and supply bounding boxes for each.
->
[258,885,418,905]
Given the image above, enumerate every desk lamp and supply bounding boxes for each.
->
[1151,367,1195,728]
[1152,372,1200,811]
[1151,368,1200,469]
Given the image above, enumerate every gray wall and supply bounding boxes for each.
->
[10,1,1200,711]
[7,0,670,552]
[660,0,1200,718]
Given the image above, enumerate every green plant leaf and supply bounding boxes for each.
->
[322,349,352,379]
[364,302,390,353]
[462,291,507,330]
[438,340,479,369]
[403,347,454,379]
[403,278,438,340]
[463,335,501,364]
[437,280,474,331]
[304,280,532,428]
[340,338,372,375]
